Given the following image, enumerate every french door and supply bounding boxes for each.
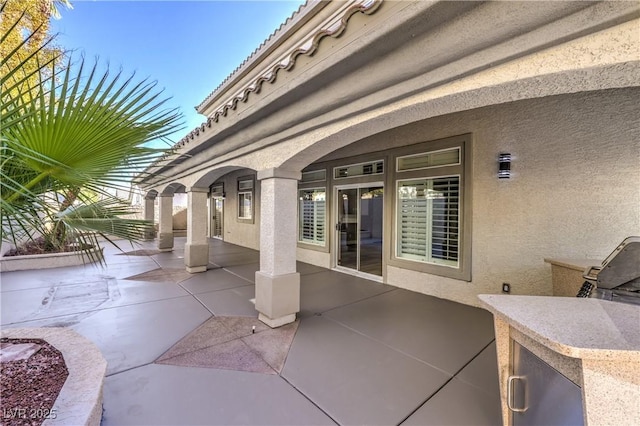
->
[335,184,383,278]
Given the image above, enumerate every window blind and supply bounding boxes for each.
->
[397,176,459,266]
[212,198,223,237]
[299,189,326,245]
[430,177,459,263]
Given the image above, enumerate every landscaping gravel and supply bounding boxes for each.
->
[1,338,68,426]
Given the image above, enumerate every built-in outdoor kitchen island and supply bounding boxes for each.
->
[480,237,640,425]
[480,295,639,426]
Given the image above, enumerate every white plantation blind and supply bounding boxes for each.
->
[430,177,459,263]
[212,198,223,237]
[398,185,428,259]
[299,188,326,245]
[397,176,459,266]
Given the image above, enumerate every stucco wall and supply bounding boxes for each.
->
[217,169,260,250]
[300,88,640,306]
[172,208,187,231]
[296,246,331,269]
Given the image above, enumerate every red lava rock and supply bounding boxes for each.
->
[0,338,68,426]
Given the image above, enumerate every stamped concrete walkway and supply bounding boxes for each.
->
[1,237,501,425]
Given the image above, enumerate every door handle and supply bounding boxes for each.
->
[507,375,527,413]
[335,222,341,231]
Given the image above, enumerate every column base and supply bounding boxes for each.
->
[185,243,209,273]
[158,232,174,251]
[258,313,296,328]
[255,271,300,328]
[143,230,156,241]
[186,265,207,273]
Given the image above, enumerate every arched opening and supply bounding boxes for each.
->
[192,166,259,249]
[275,87,640,305]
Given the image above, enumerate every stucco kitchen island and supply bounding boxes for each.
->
[479,295,640,426]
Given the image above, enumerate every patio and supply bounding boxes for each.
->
[1,237,500,425]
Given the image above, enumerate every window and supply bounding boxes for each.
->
[298,188,326,245]
[397,148,460,171]
[397,176,459,267]
[334,160,384,179]
[392,135,469,280]
[238,179,253,191]
[301,169,327,183]
[237,178,254,221]
[238,192,252,219]
[210,182,224,196]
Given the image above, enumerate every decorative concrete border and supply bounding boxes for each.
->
[0,248,104,272]
[1,328,107,426]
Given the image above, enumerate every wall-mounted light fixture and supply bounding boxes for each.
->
[498,153,511,179]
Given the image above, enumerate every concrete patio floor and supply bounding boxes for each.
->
[0,237,501,425]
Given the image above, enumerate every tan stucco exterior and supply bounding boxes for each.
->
[303,88,638,306]
[138,1,640,315]
[215,169,261,250]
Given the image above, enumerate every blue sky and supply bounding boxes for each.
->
[51,0,305,144]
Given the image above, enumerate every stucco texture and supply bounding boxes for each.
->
[216,169,260,250]
[312,88,640,306]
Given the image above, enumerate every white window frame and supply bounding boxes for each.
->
[238,191,253,220]
[395,174,460,268]
[298,187,326,246]
[389,135,470,282]
[237,177,254,222]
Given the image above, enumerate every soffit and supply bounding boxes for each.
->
[139,1,640,188]
[141,0,383,183]
[196,0,381,117]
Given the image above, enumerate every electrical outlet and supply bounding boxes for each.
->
[502,283,511,293]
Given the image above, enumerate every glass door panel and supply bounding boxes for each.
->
[336,186,383,276]
[337,188,358,270]
[359,187,383,276]
[211,197,223,239]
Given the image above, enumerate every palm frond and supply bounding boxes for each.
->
[57,198,153,244]
[5,58,182,187]
[1,7,182,261]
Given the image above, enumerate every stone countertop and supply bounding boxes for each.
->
[543,258,600,271]
[479,295,640,362]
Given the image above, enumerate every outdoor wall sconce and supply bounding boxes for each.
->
[498,153,511,179]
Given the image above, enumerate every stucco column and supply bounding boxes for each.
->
[157,194,174,251]
[185,187,209,273]
[143,195,156,241]
[255,168,301,328]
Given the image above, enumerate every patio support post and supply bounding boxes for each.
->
[143,195,156,241]
[255,168,301,328]
[158,193,174,251]
[185,187,209,273]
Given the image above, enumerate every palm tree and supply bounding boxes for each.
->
[1,6,183,262]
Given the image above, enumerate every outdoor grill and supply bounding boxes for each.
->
[581,236,640,305]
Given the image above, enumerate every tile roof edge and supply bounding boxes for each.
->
[141,0,382,180]
[195,0,320,114]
